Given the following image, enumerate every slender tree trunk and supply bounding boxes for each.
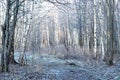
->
[104,0,115,65]
[1,0,11,72]
[99,0,105,60]
[93,0,97,59]
[1,25,6,72]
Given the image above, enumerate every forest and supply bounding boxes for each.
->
[0,0,120,80]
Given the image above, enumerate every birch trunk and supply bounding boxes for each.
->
[93,0,97,59]
[99,0,105,60]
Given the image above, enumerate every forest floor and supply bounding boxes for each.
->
[0,46,120,80]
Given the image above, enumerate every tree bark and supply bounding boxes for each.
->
[1,0,11,72]
[93,0,97,59]
[104,0,115,65]
[1,0,19,72]
[9,35,18,64]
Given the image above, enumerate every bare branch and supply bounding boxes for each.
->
[47,0,70,5]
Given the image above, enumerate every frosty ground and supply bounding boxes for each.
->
[0,47,120,80]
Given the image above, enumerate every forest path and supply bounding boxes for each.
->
[16,52,120,80]
[19,53,101,80]
[0,52,120,80]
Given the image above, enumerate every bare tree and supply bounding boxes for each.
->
[104,0,116,65]
[1,0,19,72]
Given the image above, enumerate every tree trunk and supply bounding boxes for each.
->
[99,0,105,60]
[1,25,6,72]
[104,0,115,65]
[93,0,97,59]
[1,0,19,72]
[9,0,19,64]
[1,0,11,72]
[9,36,18,64]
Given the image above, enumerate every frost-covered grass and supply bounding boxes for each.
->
[3,51,118,80]
[0,45,120,80]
